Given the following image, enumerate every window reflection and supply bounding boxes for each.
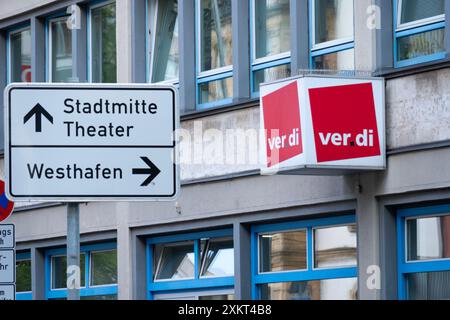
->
[50,18,72,82]
[406,271,450,300]
[259,230,307,273]
[16,258,32,293]
[254,0,290,59]
[154,242,195,280]
[314,0,353,45]
[253,64,291,90]
[91,2,117,83]
[51,254,86,289]
[407,215,450,261]
[151,0,179,82]
[314,225,357,269]
[200,237,234,277]
[200,0,233,71]
[10,28,32,82]
[199,76,233,104]
[397,29,445,61]
[90,250,117,286]
[400,0,444,25]
[312,49,354,70]
[260,278,358,300]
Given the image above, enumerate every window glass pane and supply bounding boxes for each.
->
[314,0,353,45]
[50,18,72,82]
[407,215,450,261]
[199,294,234,300]
[91,2,117,83]
[151,0,179,82]
[254,0,290,59]
[200,238,234,277]
[400,0,444,24]
[314,225,357,269]
[259,278,358,300]
[199,76,233,104]
[253,63,291,92]
[10,28,32,82]
[154,242,195,280]
[51,254,86,289]
[406,271,450,300]
[312,48,354,70]
[90,250,117,286]
[397,28,445,62]
[16,259,31,292]
[200,0,232,71]
[259,230,307,273]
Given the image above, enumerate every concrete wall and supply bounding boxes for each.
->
[0,0,58,20]
[386,69,450,149]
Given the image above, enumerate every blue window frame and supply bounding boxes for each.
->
[195,0,234,110]
[251,215,358,300]
[309,0,355,71]
[394,0,446,68]
[6,24,32,84]
[16,252,32,300]
[146,229,234,300]
[45,242,118,300]
[250,0,291,96]
[397,204,450,300]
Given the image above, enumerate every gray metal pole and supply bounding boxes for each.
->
[66,4,81,301]
[67,203,80,300]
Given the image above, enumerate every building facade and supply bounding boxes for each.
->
[0,0,450,300]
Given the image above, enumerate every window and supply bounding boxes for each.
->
[310,0,355,70]
[48,16,72,82]
[89,1,117,83]
[16,252,32,300]
[45,243,117,300]
[147,230,234,300]
[252,216,358,300]
[197,0,233,108]
[251,0,291,95]
[397,205,450,300]
[8,27,32,83]
[394,0,446,67]
[149,0,179,83]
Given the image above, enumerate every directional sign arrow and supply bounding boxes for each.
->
[24,103,54,133]
[132,157,161,187]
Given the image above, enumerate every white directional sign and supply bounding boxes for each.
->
[0,225,14,249]
[5,84,179,201]
[0,285,15,300]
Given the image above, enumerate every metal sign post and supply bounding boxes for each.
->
[4,82,179,300]
[66,203,80,300]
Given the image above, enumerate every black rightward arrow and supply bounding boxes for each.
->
[23,103,54,133]
[132,157,161,187]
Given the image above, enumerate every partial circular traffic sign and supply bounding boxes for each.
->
[0,180,14,222]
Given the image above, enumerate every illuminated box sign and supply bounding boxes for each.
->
[260,76,386,175]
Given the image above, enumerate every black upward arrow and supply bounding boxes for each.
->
[132,157,161,187]
[24,103,54,133]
